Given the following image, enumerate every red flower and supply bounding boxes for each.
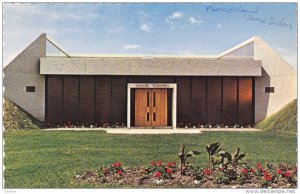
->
[285,171,292,177]
[167,162,176,167]
[151,161,156,166]
[117,170,124,176]
[114,162,122,167]
[219,167,224,172]
[203,169,212,176]
[256,163,262,169]
[242,168,248,175]
[263,171,273,182]
[251,168,256,174]
[166,168,173,174]
[103,168,109,174]
[155,172,162,178]
[277,169,283,174]
[264,174,272,181]
[157,160,163,166]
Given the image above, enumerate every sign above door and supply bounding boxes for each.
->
[134,83,173,88]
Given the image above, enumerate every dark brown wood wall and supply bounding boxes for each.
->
[63,76,79,123]
[206,77,222,124]
[95,77,111,124]
[174,76,253,125]
[46,76,63,124]
[190,77,206,124]
[111,77,127,123]
[223,77,238,125]
[46,75,254,126]
[79,76,95,124]
[176,77,191,123]
[239,78,253,124]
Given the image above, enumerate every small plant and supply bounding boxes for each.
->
[213,167,230,184]
[219,147,246,168]
[206,142,222,169]
[261,171,273,187]
[193,166,204,181]
[142,160,177,180]
[97,161,125,178]
[237,166,252,184]
[178,144,200,175]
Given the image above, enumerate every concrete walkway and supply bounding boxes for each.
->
[43,127,261,134]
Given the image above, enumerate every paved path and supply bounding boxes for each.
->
[43,127,261,134]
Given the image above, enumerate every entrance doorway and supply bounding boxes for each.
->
[135,89,168,127]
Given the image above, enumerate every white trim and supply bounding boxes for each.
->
[127,83,177,129]
[217,36,257,58]
[66,54,219,59]
[46,36,70,57]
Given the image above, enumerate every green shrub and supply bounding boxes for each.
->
[3,98,43,131]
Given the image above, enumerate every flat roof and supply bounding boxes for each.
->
[40,57,262,76]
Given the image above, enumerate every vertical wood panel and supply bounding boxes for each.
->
[46,76,63,124]
[79,76,95,124]
[135,89,151,127]
[152,89,168,126]
[111,76,127,124]
[222,77,238,125]
[191,77,206,124]
[207,77,222,124]
[176,77,191,123]
[239,77,253,124]
[63,76,79,124]
[95,76,111,124]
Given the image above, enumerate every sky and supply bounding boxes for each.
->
[3,2,298,68]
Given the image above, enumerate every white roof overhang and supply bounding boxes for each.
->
[40,57,261,76]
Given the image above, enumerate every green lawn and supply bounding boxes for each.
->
[3,130,297,188]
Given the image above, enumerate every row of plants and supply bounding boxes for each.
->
[46,121,252,129]
[177,122,253,129]
[76,142,297,188]
[46,122,126,128]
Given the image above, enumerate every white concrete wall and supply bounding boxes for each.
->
[253,37,297,123]
[3,34,46,121]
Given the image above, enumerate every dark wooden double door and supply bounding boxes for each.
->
[135,89,168,127]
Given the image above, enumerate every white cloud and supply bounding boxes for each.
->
[123,44,141,50]
[165,12,185,30]
[217,23,222,28]
[189,17,204,25]
[140,24,151,32]
[168,12,184,19]
[166,12,204,30]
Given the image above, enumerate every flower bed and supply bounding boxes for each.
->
[76,142,297,188]
[76,161,297,188]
